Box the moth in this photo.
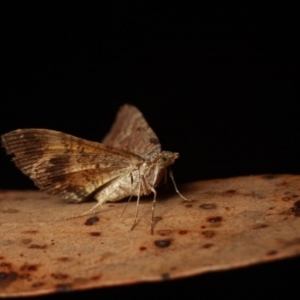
[1,104,187,233]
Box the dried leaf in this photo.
[1,174,300,297]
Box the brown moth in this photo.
[1,104,187,233]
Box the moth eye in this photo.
[161,156,169,165]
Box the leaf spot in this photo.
[157,230,172,236]
[199,203,216,209]
[1,209,19,213]
[154,239,172,248]
[207,216,223,223]
[223,189,236,194]
[89,232,101,237]
[290,200,300,216]
[201,230,215,238]
[56,257,72,262]
[28,244,47,249]
[85,216,100,226]
[282,197,291,201]
[266,250,278,256]
[21,231,38,234]
[0,262,12,268]
[32,282,45,288]
[178,230,188,235]
[51,273,69,280]
[56,284,72,292]
[161,273,170,280]
[252,224,268,229]
[0,272,18,287]
[263,174,277,179]
[20,264,39,272]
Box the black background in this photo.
[2,3,299,299]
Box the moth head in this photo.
[159,151,179,168]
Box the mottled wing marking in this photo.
[1,129,143,202]
[102,104,161,159]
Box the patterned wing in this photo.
[102,104,161,160]
[1,129,143,203]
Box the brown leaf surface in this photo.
[1,174,300,297]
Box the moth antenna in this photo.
[169,169,189,201]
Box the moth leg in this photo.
[150,186,157,235]
[66,201,103,220]
[75,198,107,218]
[133,173,157,235]
[131,166,155,230]
[130,172,142,231]
[70,189,116,219]
[120,172,135,218]
[139,167,159,234]
[119,194,133,218]
[169,169,189,201]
